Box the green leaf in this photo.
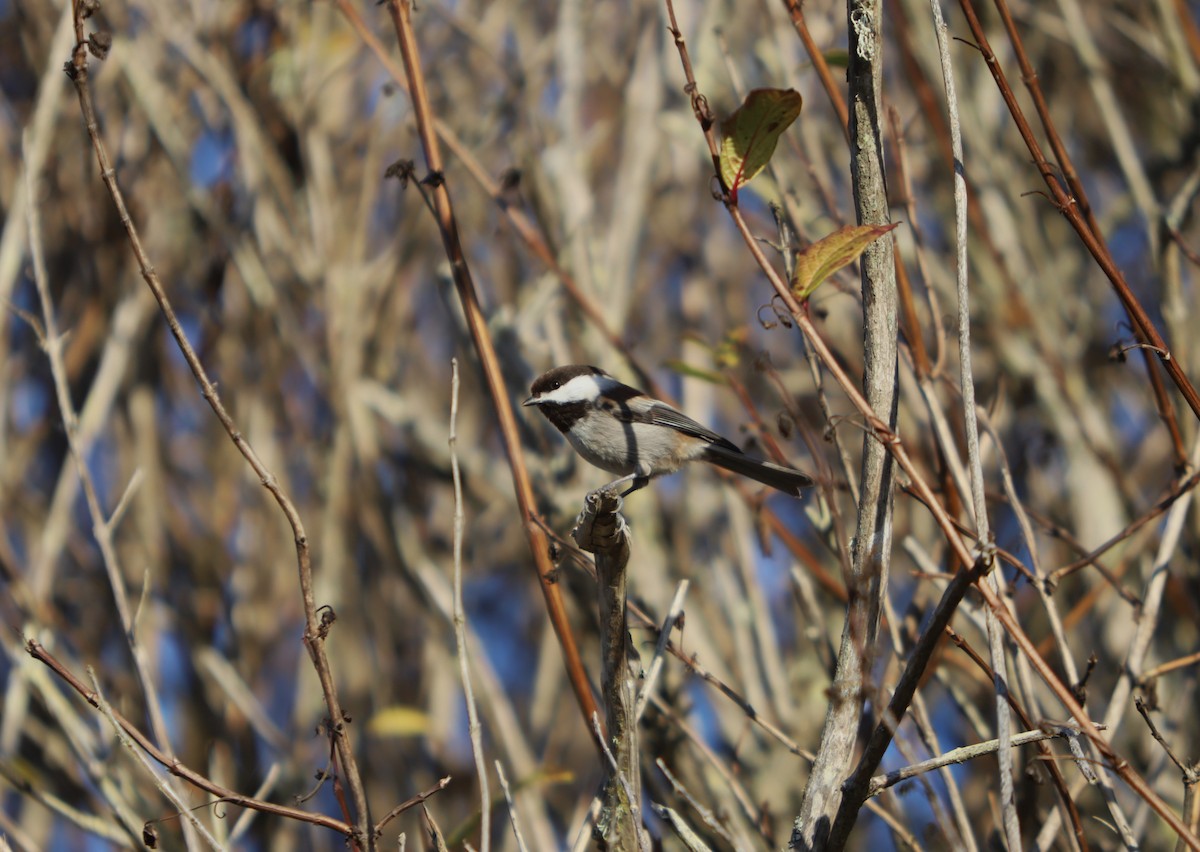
[822,49,850,68]
[662,359,727,385]
[791,223,900,301]
[718,88,803,195]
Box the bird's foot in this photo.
[574,486,630,552]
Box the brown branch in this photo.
[659,0,1200,844]
[63,1,371,845]
[382,0,601,752]
[957,0,1200,430]
[780,0,850,141]
[26,640,366,839]
[331,0,654,391]
[374,777,453,837]
[573,490,645,850]
[1048,467,1200,588]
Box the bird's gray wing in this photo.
[600,398,742,453]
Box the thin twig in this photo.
[374,778,452,836]
[25,641,358,838]
[867,725,1097,797]
[493,761,529,852]
[925,4,1019,846]
[651,804,714,852]
[1048,468,1200,587]
[1135,699,1196,782]
[660,0,1200,841]
[654,759,738,848]
[86,668,222,850]
[448,359,490,852]
[62,3,371,844]
[1142,652,1200,683]
[634,580,689,723]
[382,0,600,753]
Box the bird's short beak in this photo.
[521,396,539,407]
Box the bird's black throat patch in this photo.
[538,400,591,434]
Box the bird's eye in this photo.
[551,381,561,389]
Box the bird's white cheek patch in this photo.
[538,373,607,405]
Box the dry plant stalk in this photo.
[3,0,1199,849]
[572,490,644,849]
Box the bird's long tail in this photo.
[703,445,814,496]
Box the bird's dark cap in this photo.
[525,365,608,403]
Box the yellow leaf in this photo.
[718,88,803,196]
[366,706,431,738]
[791,223,900,301]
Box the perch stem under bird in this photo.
[523,365,814,496]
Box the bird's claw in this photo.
[574,486,630,552]
[584,486,625,516]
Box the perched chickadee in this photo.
[523,365,814,497]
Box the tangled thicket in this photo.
[2,0,1199,849]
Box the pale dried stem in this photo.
[63,2,371,841]
[448,359,490,851]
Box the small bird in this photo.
[523,365,814,497]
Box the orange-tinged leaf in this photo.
[718,88,803,195]
[791,223,900,301]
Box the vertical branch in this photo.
[572,492,644,850]
[955,0,1200,424]
[792,0,898,846]
[780,0,850,140]
[25,146,201,851]
[927,2,1019,847]
[383,0,600,748]
[634,581,689,723]
[448,359,490,852]
[62,2,372,845]
[494,761,530,852]
[827,555,989,848]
